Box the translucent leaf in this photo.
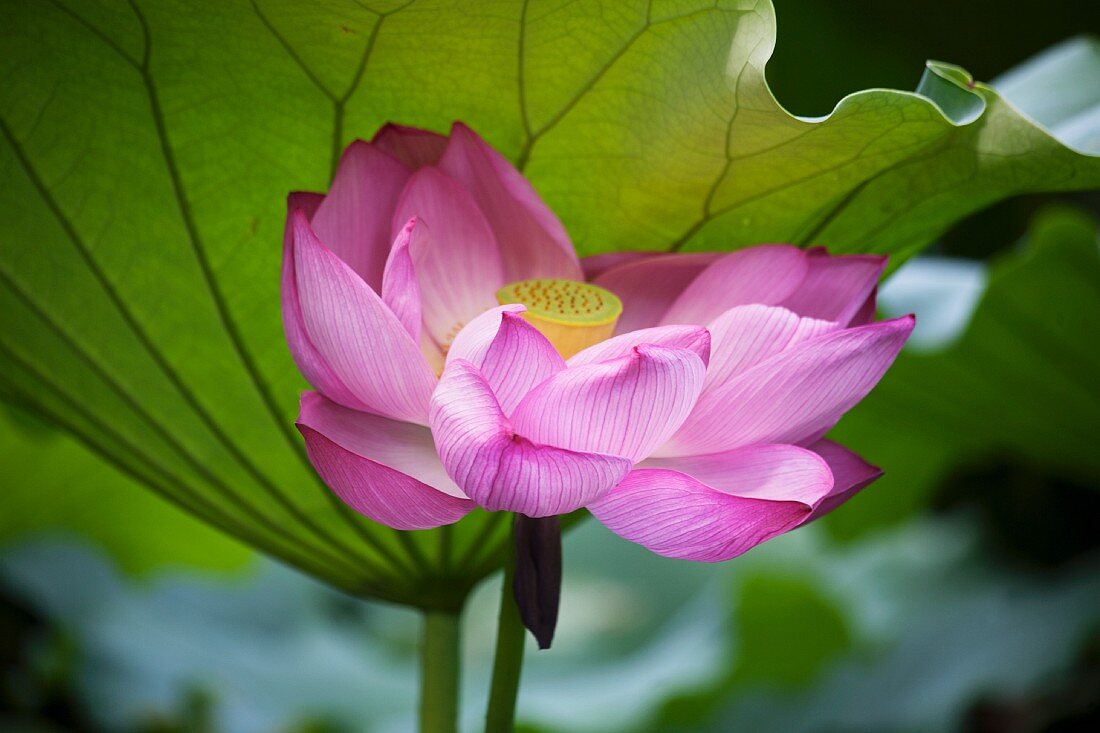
[0,0,1096,603]
[0,398,253,575]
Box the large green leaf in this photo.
[0,397,253,575]
[826,205,1100,539]
[0,0,1096,604]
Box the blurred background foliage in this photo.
[2,0,1099,731]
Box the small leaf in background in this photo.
[654,573,850,728]
[729,576,851,688]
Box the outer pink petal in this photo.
[567,325,711,368]
[371,123,449,169]
[591,253,723,333]
[440,122,582,282]
[282,193,371,411]
[642,443,834,504]
[381,217,427,341]
[703,305,836,392]
[780,248,886,326]
[298,391,465,498]
[511,345,706,463]
[311,141,410,292]
[661,245,809,325]
[429,360,632,516]
[392,167,505,350]
[292,210,437,424]
[298,416,473,530]
[805,439,883,520]
[662,315,915,456]
[588,467,815,562]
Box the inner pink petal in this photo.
[392,167,506,352]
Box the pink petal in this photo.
[780,248,886,326]
[392,167,505,350]
[511,345,706,463]
[703,305,837,392]
[482,313,566,416]
[371,123,449,169]
[439,122,582,282]
[662,316,915,456]
[661,245,809,325]
[292,210,438,424]
[381,217,428,341]
[643,443,834,504]
[849,287,878,327]
[592,253,723,333]
[297,398,473,530]
[443,305,564,415]
[429,360,632,516]
[446,304,526,366]
[311,141,410,292]
[298,391,465,498]
[588,466,818,562]
[805,439,883,520]
[282,193,371,411]
[567,325,711,368]
[581,251,654,280]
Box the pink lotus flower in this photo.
[283,123,913,562]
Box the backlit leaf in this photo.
[1,0,1096,602]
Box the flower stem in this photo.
[484,521,527,732]
[420,610,461,733]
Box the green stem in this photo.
[420,611,461,733]
[484,524,527,733]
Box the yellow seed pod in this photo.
[495,279,623,359]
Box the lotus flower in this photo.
[283,123,913,562]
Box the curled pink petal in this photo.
[442,305,565,415]
[588,466,819,562]
[480,312,566,416]
[446,304,527,366]
[511,345,706,463]
[292,210,437,424]
[780,248,887,325]
[661,245,809,325]
[381,217,428,341]
[371,123,449,169]
[592,253,722,333]
[440,122,582,281]
[311,141,410,292]
[567,325,711,368]
[663,315,915,456]
[429,360,632,516]
[805,439,883,520]
[393,167,505,350]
